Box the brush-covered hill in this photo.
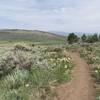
[0,29,65,43]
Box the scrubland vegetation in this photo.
[0,30,100,100]
[0,42,73,100]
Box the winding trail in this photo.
[55,52,95,100]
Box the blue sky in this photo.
[0,0,100,32]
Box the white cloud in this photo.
[0,0,100,32]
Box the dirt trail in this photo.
[55,52,95,100]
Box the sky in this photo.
[0,0,100,32]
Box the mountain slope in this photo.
[0,29,65,42]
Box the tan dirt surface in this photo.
[55,52,95,100]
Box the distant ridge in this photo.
[51,31,98,36]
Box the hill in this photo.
[0,29,65,43]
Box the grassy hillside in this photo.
[0,29,65,43]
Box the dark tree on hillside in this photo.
[67,33,79,44]
[92,33,98,42]
[81,34,87,42]
[86,34,99,43]
[86,35,93,43]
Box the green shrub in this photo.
[14,44,32,51]
[0,49,33,77]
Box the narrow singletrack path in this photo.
[56,52,95,100]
